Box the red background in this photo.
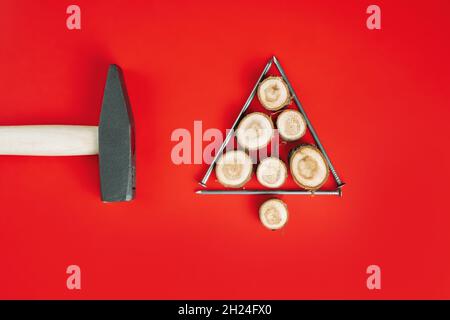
[1,0,449,299]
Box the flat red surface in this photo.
[1,0,449,299]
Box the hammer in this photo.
[0,65,135,202]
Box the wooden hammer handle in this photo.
[0,125,99,156]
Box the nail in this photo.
[272,56,344,188]
[199,57,274,187]
[196,189,341,196]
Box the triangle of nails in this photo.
[197,56,344,196]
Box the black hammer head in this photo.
[99,65,135,202]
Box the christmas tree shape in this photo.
[197,56,344,196]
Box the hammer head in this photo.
[99,65,135,202]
